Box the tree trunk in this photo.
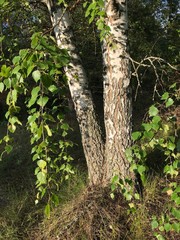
[42,0,132,186]
[43,0,105,185]
[102,0,132,183]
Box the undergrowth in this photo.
[0,149,179,240]
[0,86,179,239]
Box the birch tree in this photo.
[42,0,132,186]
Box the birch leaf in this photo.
[32,70,41,82]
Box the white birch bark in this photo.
[102,0,132,182]
[42,0,105,185]
[42,0,132,186]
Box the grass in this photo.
[0,123,87,239]
[0,145,178,240]
[0,118,179,239]
[0,162,87,240]
[30,175,179,240]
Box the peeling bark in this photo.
[43,0,105,185]
[102,0,132,182]
[42,0,132,186]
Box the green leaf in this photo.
[37,96,49,107]
[61,123,69,131]
[142,123,152,131]
[167,141,176,151]
[124,192,132,201]
[41,74,53,88]
[85,2,97,17]
[156,234,165,240]
[44,203,50,218]
[0,82,4,92]
[52,194,59,206]
[151,218,159,229]
[32,70,41,82]
[111,183,116,192]
[151,122,159,131]
[0,0,6,7]
[111,175,119,184]
[12,56,20,65]
[32,154,39,161]
[12,89,17,104]
[161,92,169,100]
[28,86,40,108]
[171,207,180,219]
[28,112,39,124]
[37,160,47,169]
[172,223,180,232]
[132,131,142,141]
[83,1,88,8]
[15,72,23,83]
[152,116,161,124]
[144,130,154,139]
[12,65,21,75]
[0,65,11,77]
[48,85,58,93]
[27,64,35,76]
[97,21,104,30]
[44,124,52,136]
[125,148,133,162]
[164,165,178,176]
[137,165,146,176]
[31,32,40,49]
[0,35,4,42]
[110,192,115,199]
[166,98,174,107]
[130,163,137,172]
[169,83,176,89]
[149,105,158,117]
[19,49,29,59]
[98,0,104,8]
[4,78,11,89]
[159,226,164,232]
[37,172,46,184]
[55,55,69,66]
[171,194,180,204]
[174,186,180,193]
[164,223,171,232]
[134,193,140,200]
[5,144,13,154]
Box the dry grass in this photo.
[130,176,180,240]
[27,175,180,240]
[32,186,131,240]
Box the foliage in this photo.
[110,81,179,239]
[0,0,179,238]
[128,0,180,63]
[0,31,74,216]
[83,0,110,41]
[124,83,179,239]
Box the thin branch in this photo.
[128,55,178,100]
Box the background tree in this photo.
[0,0,179,239]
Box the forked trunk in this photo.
[43,0,132,186]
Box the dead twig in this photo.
[128,56,178,100]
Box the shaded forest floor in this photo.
[0,122,179,240]
[0,87,179,239]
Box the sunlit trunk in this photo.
[102,0,132,183]
[43,0,105,185]
[43,0,132,186]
